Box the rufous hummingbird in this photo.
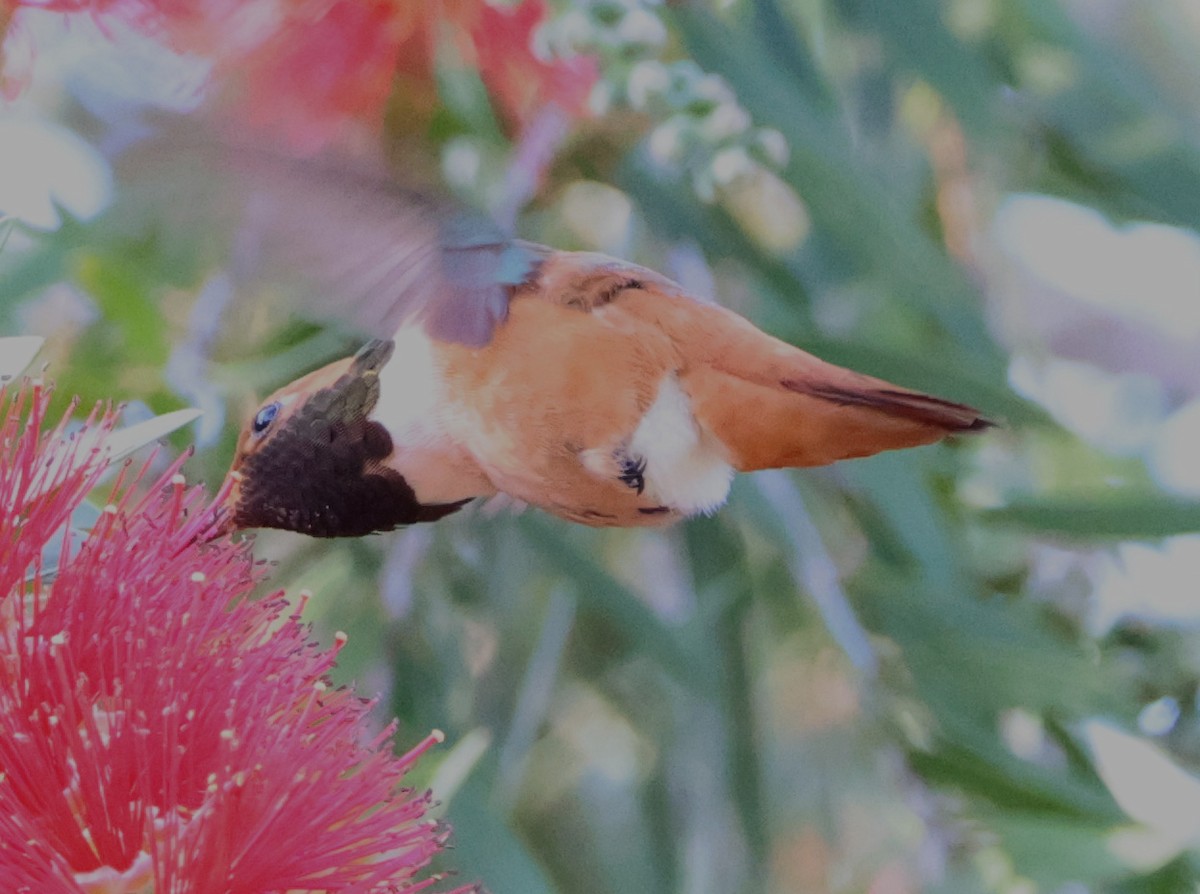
[201,150,991,537]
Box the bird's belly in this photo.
[626,373,734,516]
[444,298,734,526]
[373,326,496,505]
[481,376,733,527]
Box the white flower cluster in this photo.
[539,0,789,202]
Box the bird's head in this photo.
[214,339,466,538]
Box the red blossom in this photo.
[0,381,468,894]
[472,0,598,127]
[1,0,595,145]
[0,383,115,598]
[233,0,417,152]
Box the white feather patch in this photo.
[371,326,443,447]
[630,375,733,516]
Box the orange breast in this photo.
[438,297,684,525]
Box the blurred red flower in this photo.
[0,381,466,894]
[473,0,597,128]
[1,0,595,147]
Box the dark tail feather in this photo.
[784,381,995,433]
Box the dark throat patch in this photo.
[233,340,470,537]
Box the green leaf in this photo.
[980,495,1200,539]
[669,6,1007,379]
[103,408,202,466]
[909,718,1123,823]
[439,764,558,894]
[22,408,200,508]
[986,811,1132,888]
[0,216,15,253]
[618,154,815,325]
[835,0,1000,135]
[75,252,170,367]
[518,517,713,691]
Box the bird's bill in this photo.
[196,470,243,543]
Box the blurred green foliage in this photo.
[5,1,1200,893]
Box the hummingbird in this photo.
[195,148,992,537]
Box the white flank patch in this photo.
[630,375,733,516]
[371,326,444,448]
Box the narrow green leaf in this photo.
[980,495,1200,539]
[669,6,1006,377]
[103,408,202,466]
[518,517,712,690]
[0,216,15,254]
[838,0,999,135]
[21,408,200,507]
[76,253,170,367]
[750,0,836,111]
[1007,0,1200,231]
[683,516,769,868]
[618,154,816,325]
[843,450,969,592]
[909,721,1124,823]
[985,811,1131,888]
[496,588,576,802]
[440,766,558,894]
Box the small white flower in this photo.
[709,146,753,186]
[648,117,689,165]
[442,139,481,191]
[692,169,718,204]
[626,60,672,110]
[617,8,668,48]
[589,79,617,116]
[552,9,596,52]
[700,102,751,141]
[755,128,790,168]
[691,73,736,106]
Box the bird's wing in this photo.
[511,244,699,309]
[520,250,991,470]
[118,131,541,347]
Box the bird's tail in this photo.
[623,295,993,471]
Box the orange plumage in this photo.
[186,145,990,536]
[222,245,990,535]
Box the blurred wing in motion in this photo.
[118,126,540,346]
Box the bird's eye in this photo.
[252,402,281,436]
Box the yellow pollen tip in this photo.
[334,631,348,645]
[171,474,186,486]
[190,572,206,583]
[431,729,446,744]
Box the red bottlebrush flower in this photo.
[212,0,421,152]
[0,381,468,894]
[472,0,598,128]
[2,0,595,146]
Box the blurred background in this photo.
[4,1,1200,892]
